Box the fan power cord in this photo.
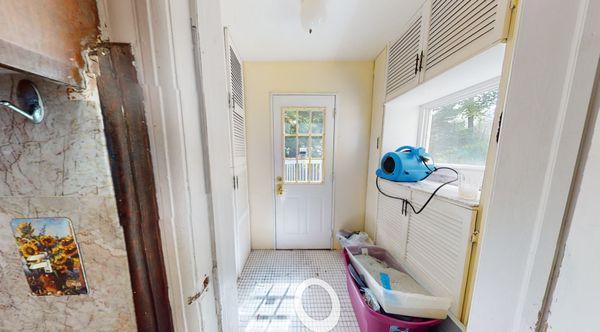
[375,161,459,215]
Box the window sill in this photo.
[380,178,480,209]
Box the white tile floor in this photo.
[237,250,360,331]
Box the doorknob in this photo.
[275,176,285,196]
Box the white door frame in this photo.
[468,0,599,330]
[270,93,337,250]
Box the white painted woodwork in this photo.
[375,180,477,320]
[385,8,425,100]
[100,0,241,330]
[189,0,240,330]
[225,29,251,276]
[547,43,600,330]
[272,94,335,249]
[423,0,510,80]
[469,0,600,330]
[385,0,510,101]
[99,0,223,330]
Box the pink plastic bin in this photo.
[342,247,442,332]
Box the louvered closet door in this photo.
[226,32,251,276]
[424,0,509,80]
[385,12,425,101]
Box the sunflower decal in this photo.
[19,241,39,258]
[10,218,88,296]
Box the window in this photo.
[282,107,325,183]
[419,78,499,168]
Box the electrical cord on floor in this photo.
[375,159,459,215]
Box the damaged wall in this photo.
[0,74,136,330]
[0,1,100,86]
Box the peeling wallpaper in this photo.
[0,75,136,331]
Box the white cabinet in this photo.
[385,6,428,100]
[225,28,251,276]
[385,0,511,101]
[423,0,510,80]
[375,180,478,321]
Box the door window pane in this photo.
[311,111,324,134]
[284,110,297,134]
[282,107,326,184]
[284,136,297,158]
[298,110,311,134]
[310,136,323,158]
[298,136,309,159]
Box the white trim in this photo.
[421,77,501,111]
[468,0,598,330]
[270,93,337,250]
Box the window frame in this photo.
[417,76,501,171]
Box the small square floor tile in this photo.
[238,250,360,331]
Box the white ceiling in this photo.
[220,0,425,61]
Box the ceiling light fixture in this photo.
[301,0,327,34]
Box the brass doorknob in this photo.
[275,176,284,196]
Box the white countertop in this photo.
[380,178,480,208]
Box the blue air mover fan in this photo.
[376,146,434,182]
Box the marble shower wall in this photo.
[0,75,137,331]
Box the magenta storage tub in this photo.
[343,248,442,332]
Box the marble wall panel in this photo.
[0,75,136,331]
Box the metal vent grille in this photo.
[232,110,246,158]
[230,46,244,108]
[386,16,422,97]
[426,0,498,71]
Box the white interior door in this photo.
[273,94,335,249]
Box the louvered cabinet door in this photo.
[403,190,477,321]
[423,0,510,81]
[385,11,426,101]
[375,180,411,263]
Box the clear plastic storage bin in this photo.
[345,246,451,320]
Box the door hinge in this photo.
[471,230,480,243]
[495,112,503,142]
[376,137,380,150]
[187,275,210,305]
[233,175,237,189]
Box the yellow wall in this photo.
[364,48,387,240]
[244,61,374,249]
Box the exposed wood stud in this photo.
[94,43,174,332]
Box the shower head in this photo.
[0,80,45,124]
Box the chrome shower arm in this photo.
[0,100,38,122]
[0,80,45,124]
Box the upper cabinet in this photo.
[385,0,511,101]
[385,9,427,98]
